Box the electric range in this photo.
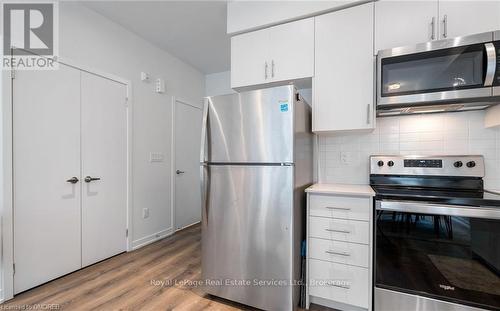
[370,155,500,311]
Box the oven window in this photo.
[376,210,500,310]
[381,44,485,97]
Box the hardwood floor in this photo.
[2,224,333,311]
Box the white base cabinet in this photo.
[306,187,374,311]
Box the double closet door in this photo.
[13,63,128,294]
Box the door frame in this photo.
[1,50,133,301]
[170,97,202,232]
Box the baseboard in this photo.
[131,227,174,250]
[175,221,200,232]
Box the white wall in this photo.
[205,71,235,96]
[318,111,500,190]
[59,3,205,247]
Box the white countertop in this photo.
[305,183,375,197]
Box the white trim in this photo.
[175,221,200,233]
[1,55,133,301]
[170,97,202,232]
[131,227,173,250]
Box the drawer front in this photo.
[309,259,369,308]
[309,194,371,221]
[309,237,369,268]
[309,216,369,245]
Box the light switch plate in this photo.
[155,78,165,93]
[150,152,164,162]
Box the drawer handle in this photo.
[327,282,351,289]
[325,228,351,234]
[325,250,350,256]
[325,206,351,211]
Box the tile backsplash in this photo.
[318,110,500,190]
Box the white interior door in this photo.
[81,72,128,267]
[174,100,202,231]
[13,64,82,294]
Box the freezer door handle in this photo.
[200,98,209,163]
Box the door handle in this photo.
[484,43,496,86]
[66,177,79,184]
[84,176,101,183]
[176,170,185,175]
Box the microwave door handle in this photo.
[484,43,496,87]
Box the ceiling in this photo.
[81,1,230,74]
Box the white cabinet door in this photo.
[81,72,128,267]
[13,64,82,294]
[375,0,438,54]
[269,18,314,82]
[314,3,375,132]
[439,0,500,39]
[231,30,270,89]
[231,18,314,89]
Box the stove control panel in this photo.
[370,155,485,177]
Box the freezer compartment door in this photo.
[201,165,295,311]
[202,86,294,163]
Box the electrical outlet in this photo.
[341,151,357,165]
[143,208,149,219]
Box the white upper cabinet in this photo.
[313,2,375,132]
[438,1,500,39]
[375,0,500,54]
[375,0,438,54]
[268,18,314,84]
[231,18,314,89]
[231,30,270,89]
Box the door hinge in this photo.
[10,69,15,79]
[124,97,129,107]
[13,263,15,275]
[126,229,129,237]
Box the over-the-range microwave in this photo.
[377,30,500,115]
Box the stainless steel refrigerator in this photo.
[200,85,313,311]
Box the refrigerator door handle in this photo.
[200,98,209,163]
[200,164,210,225]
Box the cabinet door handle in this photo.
[366,104,371,124]
[328,282,351,289]
[325,250,351,256]
[264,62,268,79]
[271,60,275,78]
[442,14,448,38]
[325,206,351,211]
[325,228,351,234]
[431,17,436,40]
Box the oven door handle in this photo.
[376,200,500,220]
[484,42,496,87]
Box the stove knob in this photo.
[377,160,384,167]
[466,161,476,168]
[454,161,463,168]
[388,160,395,167]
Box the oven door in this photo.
[375,200,500,310]
[377,31,498,107]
